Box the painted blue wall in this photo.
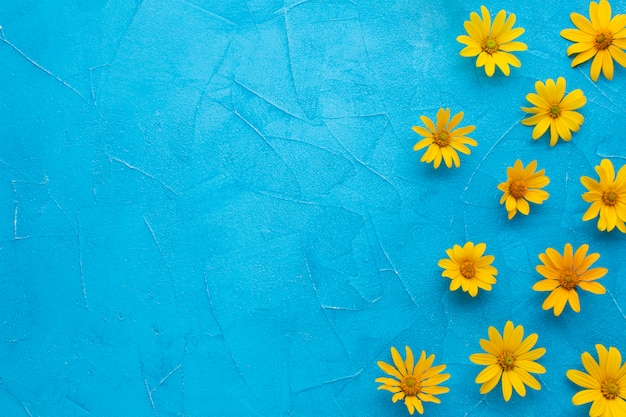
[1,1,625,415]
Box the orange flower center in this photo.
[595,32,613,50]
[602,380,619,400]
[434,130,450,147]
[509,180,527,199]
[549,105,561,118]
[559,270,579,290]
[484,38,499,54]
[498,353,516,371]
[602,190,617,206]
[400,376,421,396]
[460,261,476,278]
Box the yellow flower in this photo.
[469,321,546,401]
[376,346,450,415]
[581,159,626,233]
[566,344,626,417]
[532,243,608,316]
[456,6,528,76]
[497,160,550,219]
[521,77,586,146]
[438,242,498,297]
[560,0,626,81]
[412,108,477,169]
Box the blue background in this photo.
[1,1,625,416]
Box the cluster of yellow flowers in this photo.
[378,1,626,416]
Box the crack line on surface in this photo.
[152,364,183,393]
[77,209,90,310]
[203,268,260,402]
[143,377,159,417]
[606,288,626,320]
[0,385,34,417]
[302,252,352,358]
[143,216,177,297]
[580,67,626,115]
[231,78,308,122]
[366,212,419,308]
[178,0,237,25]
[1,28,89,105]
[109,156,178,196]
[461,119,520,200]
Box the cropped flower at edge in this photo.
[566,344,626,417]
[532,243,608,316]
[457,6,528,76]
[470,321,546,401]
[412,108,477,169]
[438,242,498,297]
[560,0,626,81]
[497,160,550,219]
[376,346,450,415]
[581,158,626,233]
[521,77,586,146]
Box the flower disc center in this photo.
[602,381,619,399]
[509,180,528,199]
[549,105,561,118]
[401,376,421,396]
[595,32,612,50]
[602,190,617,206]
[559,271,579,290]
[484,38,498,53]
[434,131,450,146]
[460,261,475,278]
[499,353,515,370]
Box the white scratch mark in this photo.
[461,119,520,200]
[152,364,183,392]
[1,28,89,105]
[109,156,178,196]
[366,213,419,308]
[463,397,487,417]
[607,289,626,320]
[143,377,159,417]
[232,78,308,122]
[143,216,177,296]
[178,0,237,25]
[77,211,90,310]
[302,252,351,357]
[203,268,259,401]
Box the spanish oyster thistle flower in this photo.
[580,159,626,233]
[376,346,450,415]
[521,77,586,147]
[561,0,626,81]
[412,108,476,169]
[438,242,498,297]
[567,344,626,417]
[457,6,528,76]
[470,321,546,401]
[532,243,607,316]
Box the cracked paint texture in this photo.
[1,0,625,415]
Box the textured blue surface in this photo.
[1,1,625,416]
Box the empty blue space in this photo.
[1,1,625,415]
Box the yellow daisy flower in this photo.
[438,242,498,297]
[412,108,477,169]
[566,344,626,417]
[376,346,450,415]
[469,321,546,401]
[456,6,528,76]
[581,158,626,233]
[497,160,550,219]
[521,77,586,146]
[532,243,608,316]
[561,0,626,81]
